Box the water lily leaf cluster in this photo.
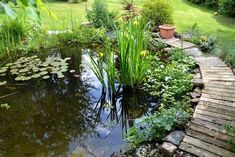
[0,55,71,85]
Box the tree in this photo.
[0,0,55,21]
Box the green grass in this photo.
[2,0,235,65]
[168,0,235,66]
[40,1,123,30]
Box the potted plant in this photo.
[159,24,176,39]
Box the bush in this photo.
[184,24,217,53]
[126,107,189,147]
[188,0,205,4]
[205,0,219,9]
[218,0,235,17]
[86,0,116,29]
[142,0,173,26]
[188,0,235,17]
[57,26,105,44]
[188,0,219,9]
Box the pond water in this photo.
[0,46,158,157]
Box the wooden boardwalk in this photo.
[155,37,235,156]
[179,57,235,157]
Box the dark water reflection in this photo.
[0,46,157,157]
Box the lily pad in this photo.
[64,57,71,61]
[40,71,48,75]
[32,74,41,79]
[58,74,65,78]
[43,75,50,79]
[0,81,7,86]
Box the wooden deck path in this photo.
[156,38,235,157]
[179,57,235,157]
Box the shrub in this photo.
[143,50,194,107]
[188,0,205,4]
[86,0,116,29]
[205,0,219,9]
[218,0,235,17]
[188,0,219,9]
[126,107,189,147]
[57,26,105,44]
[142,0,173,26]
[184,24,217,53]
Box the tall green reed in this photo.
[0,17,28,58]
[116,17,151,88]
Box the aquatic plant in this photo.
[0,55,71,85]
[116,17,151,88]
[88,53,106,88]
[0,17,28,58]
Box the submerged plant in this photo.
[116,17,151,88]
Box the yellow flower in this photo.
[98,53,104,58]
[134,20,138,26]
[140,50,149,57]
[201,35,207,41]
[118,17,123,23]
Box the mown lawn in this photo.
[42,0,235,65]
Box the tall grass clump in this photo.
[0,17,28,58]
[116,17,151,88]
[88,17,151,102]
[89,39,119,94]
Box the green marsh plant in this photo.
[0,17,28,58]
[116,17,151,88]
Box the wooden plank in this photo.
[183,135,235,157]
[190,122,235,140]
[197,103,235,116]
[187,129,235,152]
[200,95,235,107]
[199,100,235,112]
[201,74,235,78]
[200,67,231,71]
[203,90,235,99]
[203,87,235,95]
[195,57,221,60]
[179,141,220,157]
[200,65,228,68]
[201,93,235,103]
[200,94,235,107]
[195,108,235,121]
[194,113,235,126]
[205,81,235,86]
[203,78,235,81]
[202,71,233,75]
[204,83,235,90]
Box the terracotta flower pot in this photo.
[159,25,176,39]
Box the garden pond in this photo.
[0,46,158,157]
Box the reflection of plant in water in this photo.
[93,86,157,133]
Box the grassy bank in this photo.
[168,0,235,66]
